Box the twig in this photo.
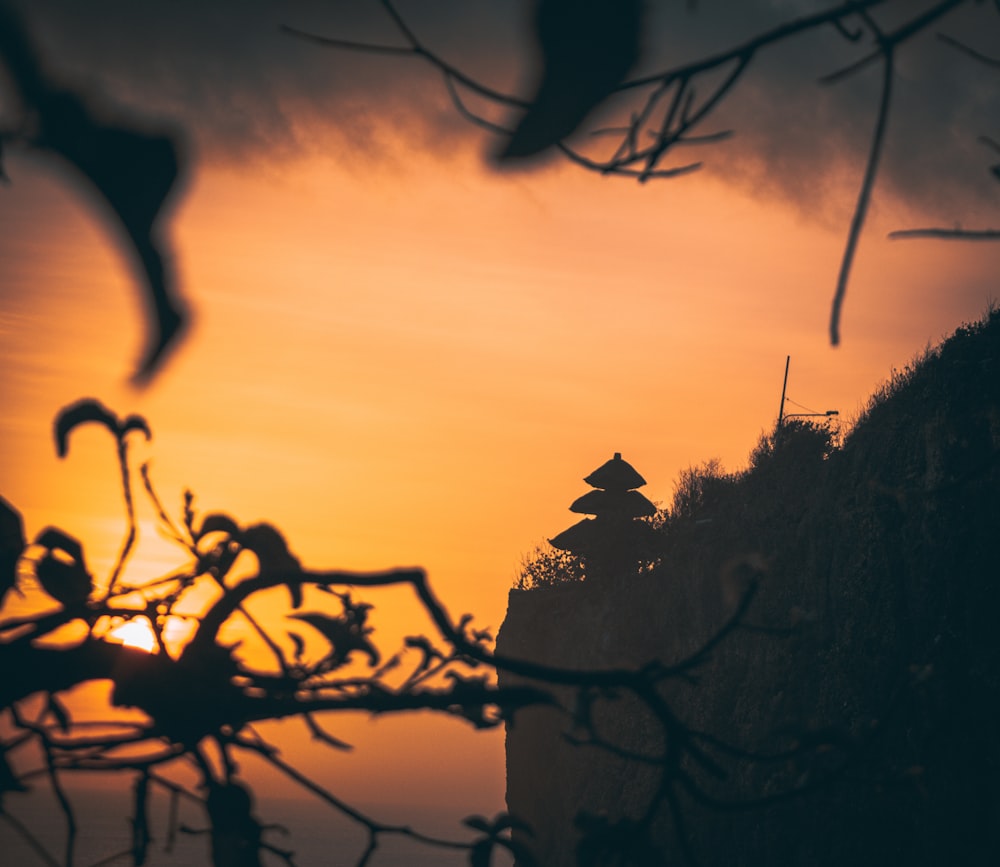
[626,0,889,90]
[303,712,353,751]
[234,734,471,858]
[139,463,195,552]
[557,144,702,179]
[937,31,1000,68]
[888,227,1000,241]
[821,0,967,84]
[830,47,894,346]
[42,742,77,867]
[106,434,138,599]
[280,22,527,110]
[442,74,511,137]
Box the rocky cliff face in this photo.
[497,314,1000,866]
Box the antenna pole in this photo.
[777,355,790,428]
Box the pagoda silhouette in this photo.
[549,452,658,580]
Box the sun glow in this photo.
[109,617,157,653]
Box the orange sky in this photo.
[1,116,998,826]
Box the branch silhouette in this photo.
[3,4,992,860]
[287,0,997,347]
[0,401,856,867]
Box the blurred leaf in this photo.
[241,523,301,607]
[468,839,491,867]
[0,5,186,384]
[54,398,118,457]
[0,495,25,605]
[491,813,533,835]
[196,513,241,541]
[119,414,152,443]
[33,527,93,606]
[34,526,85,562]
[494,0,642,162]
[200,540,240,583]
[288,631,306,662]
[290,610,380,669]
[241,524,297,571]
[463,813,536,867]
[462,815,492,834]
[35,554,93,606]
[0,497,25,550]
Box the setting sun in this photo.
[109,617,157,653]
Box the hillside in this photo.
[497,311,1000,866]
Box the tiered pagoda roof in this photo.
[549,453,657,571]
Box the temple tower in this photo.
[549,452,657,580]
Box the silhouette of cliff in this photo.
[498,311,1000,866]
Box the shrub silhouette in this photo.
[515,543,586,591]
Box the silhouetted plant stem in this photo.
[11,384,994,866]
[140,464,196,552]
[233,733,471,863]
[106,435,138,598]
[286,0,989,351]
[830,47,893,346]
[889,228,1000,241]
[42,742,76,867]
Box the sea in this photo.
[0,781,512,867]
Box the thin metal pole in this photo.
[777,355,790,428]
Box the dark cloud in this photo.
[601,1,1000,222]
[5,0,524,163]
[705,1,1000,221]
[5,0,998,221]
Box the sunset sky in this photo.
[1,0,999,845]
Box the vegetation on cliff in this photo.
[502,309,1000,866]
[518,307,998,595]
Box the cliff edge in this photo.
[498,313,1000,866]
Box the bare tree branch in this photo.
[830,45,894,346]
[888,228,1000,240]
[937,31,1000,68]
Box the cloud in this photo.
[598,0,1000,222]
[5,0,998,222]
[703,1,1000,221]
[7,0,516,163]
